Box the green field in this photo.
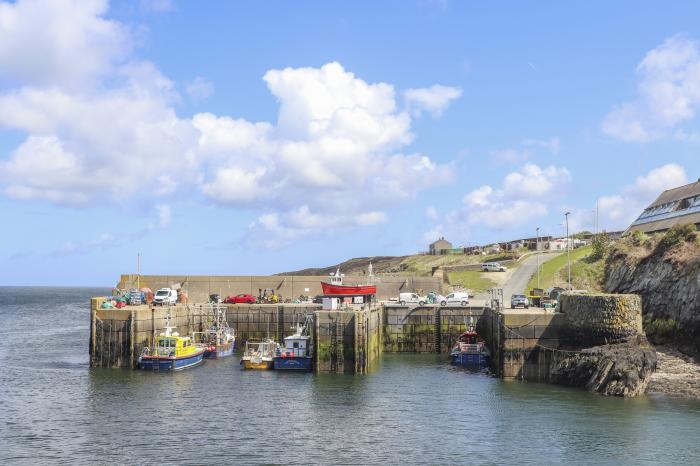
[526,245,594,291]
[447,270,497,293]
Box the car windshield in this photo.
[513,295,525,299]
[156,291,168,296]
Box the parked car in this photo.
[482,262,507,272]
[511,294,529,309]
[312,295,324,304]
[399,292,427,306]
[440,292,470,307]
[224,293,257,304]
[153,288,178,306]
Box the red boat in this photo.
[321,268,377,296]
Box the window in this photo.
[293,342,299,348]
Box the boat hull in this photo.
[139,350,205,371]
[273,356,313,371]
[204,342,234,359]
[242,359,273,370]
[450,352,490,368]
[321,282,376,296]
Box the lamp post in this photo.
[565,212,571,290]
[536,227,540,289]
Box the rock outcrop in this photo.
[605,235,700,356]
[552,293,656,396]
[550,338,657,397]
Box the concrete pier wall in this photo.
[314,306,382,374]
[382,305,493,353]
[116,274,442,302]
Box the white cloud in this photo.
[456,163,571,230]
[0,0,130,90]
[0,4,460,246]
[425,205,438,220]
[596,163,688,229]
[404,84,462,117]
[186,76,214,102]
[155,204,171,228]
[602,35,700,142]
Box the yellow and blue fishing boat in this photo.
[139,315,205,371]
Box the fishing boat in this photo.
[192,306,236,358]
[273,315,313,371]
[139,314,205,371]
[450,318,490,369]
[320,266,377,296]
[240,339,278,370]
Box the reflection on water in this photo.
[1,287,700,465]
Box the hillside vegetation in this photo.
[280,251,521,276]
[526,245,603,292]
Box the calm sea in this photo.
[1,287,699,465]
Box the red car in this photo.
[224,294,257,304]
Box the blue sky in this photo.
[1,0,699,286]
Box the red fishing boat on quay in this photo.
[320,266,377,297]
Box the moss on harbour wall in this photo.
[559,293,643,346]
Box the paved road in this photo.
[475,252,560,306]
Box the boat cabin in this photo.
[155,335,195,357]
[281,335,310,357]
[458,332,480,345]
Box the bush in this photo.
[630,230,648,247]
[657,223,697,252]
[590,233,611,260]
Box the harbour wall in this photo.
[116,274,443,302]
[90,293,647,389]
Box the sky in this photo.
[1,0,699,286]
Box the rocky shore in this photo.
[549,338,657,397]
[648,346,700,399]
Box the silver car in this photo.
[511,294,529,309]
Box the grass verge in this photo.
[447,270,497,293]
[526,245,595,291]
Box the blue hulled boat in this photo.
[139,315,205,371]
[273,316,313,371]
[450,322,490,369]
[193,306,236,359]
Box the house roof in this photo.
[648,179,700,208]
[627,211,700,234]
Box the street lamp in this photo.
[536,227,540,289]
[565,212,571,290]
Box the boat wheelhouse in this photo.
[139,314,205,371]
[240,339,278,370]
[273,315,313,371]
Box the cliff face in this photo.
[604,231,700,357]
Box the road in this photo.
[474,252,560,306]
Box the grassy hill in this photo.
[280,251,521,277]
[526,245,605,292]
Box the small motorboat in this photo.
[273,315,313,371]
[240,339,278,370]
[450,319,490,369]
[139,314,205,371]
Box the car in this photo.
[399,292,427,306]
[153,288,178,306]
[312,295,324,304]
[482,262,507,272]
[224,293,257,304]
[440,292,470,306]
[511,294,529,309]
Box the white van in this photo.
[440,292,470,306]
[153,288,178,306]
[399,292,427,306]
[482,262,507,272]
